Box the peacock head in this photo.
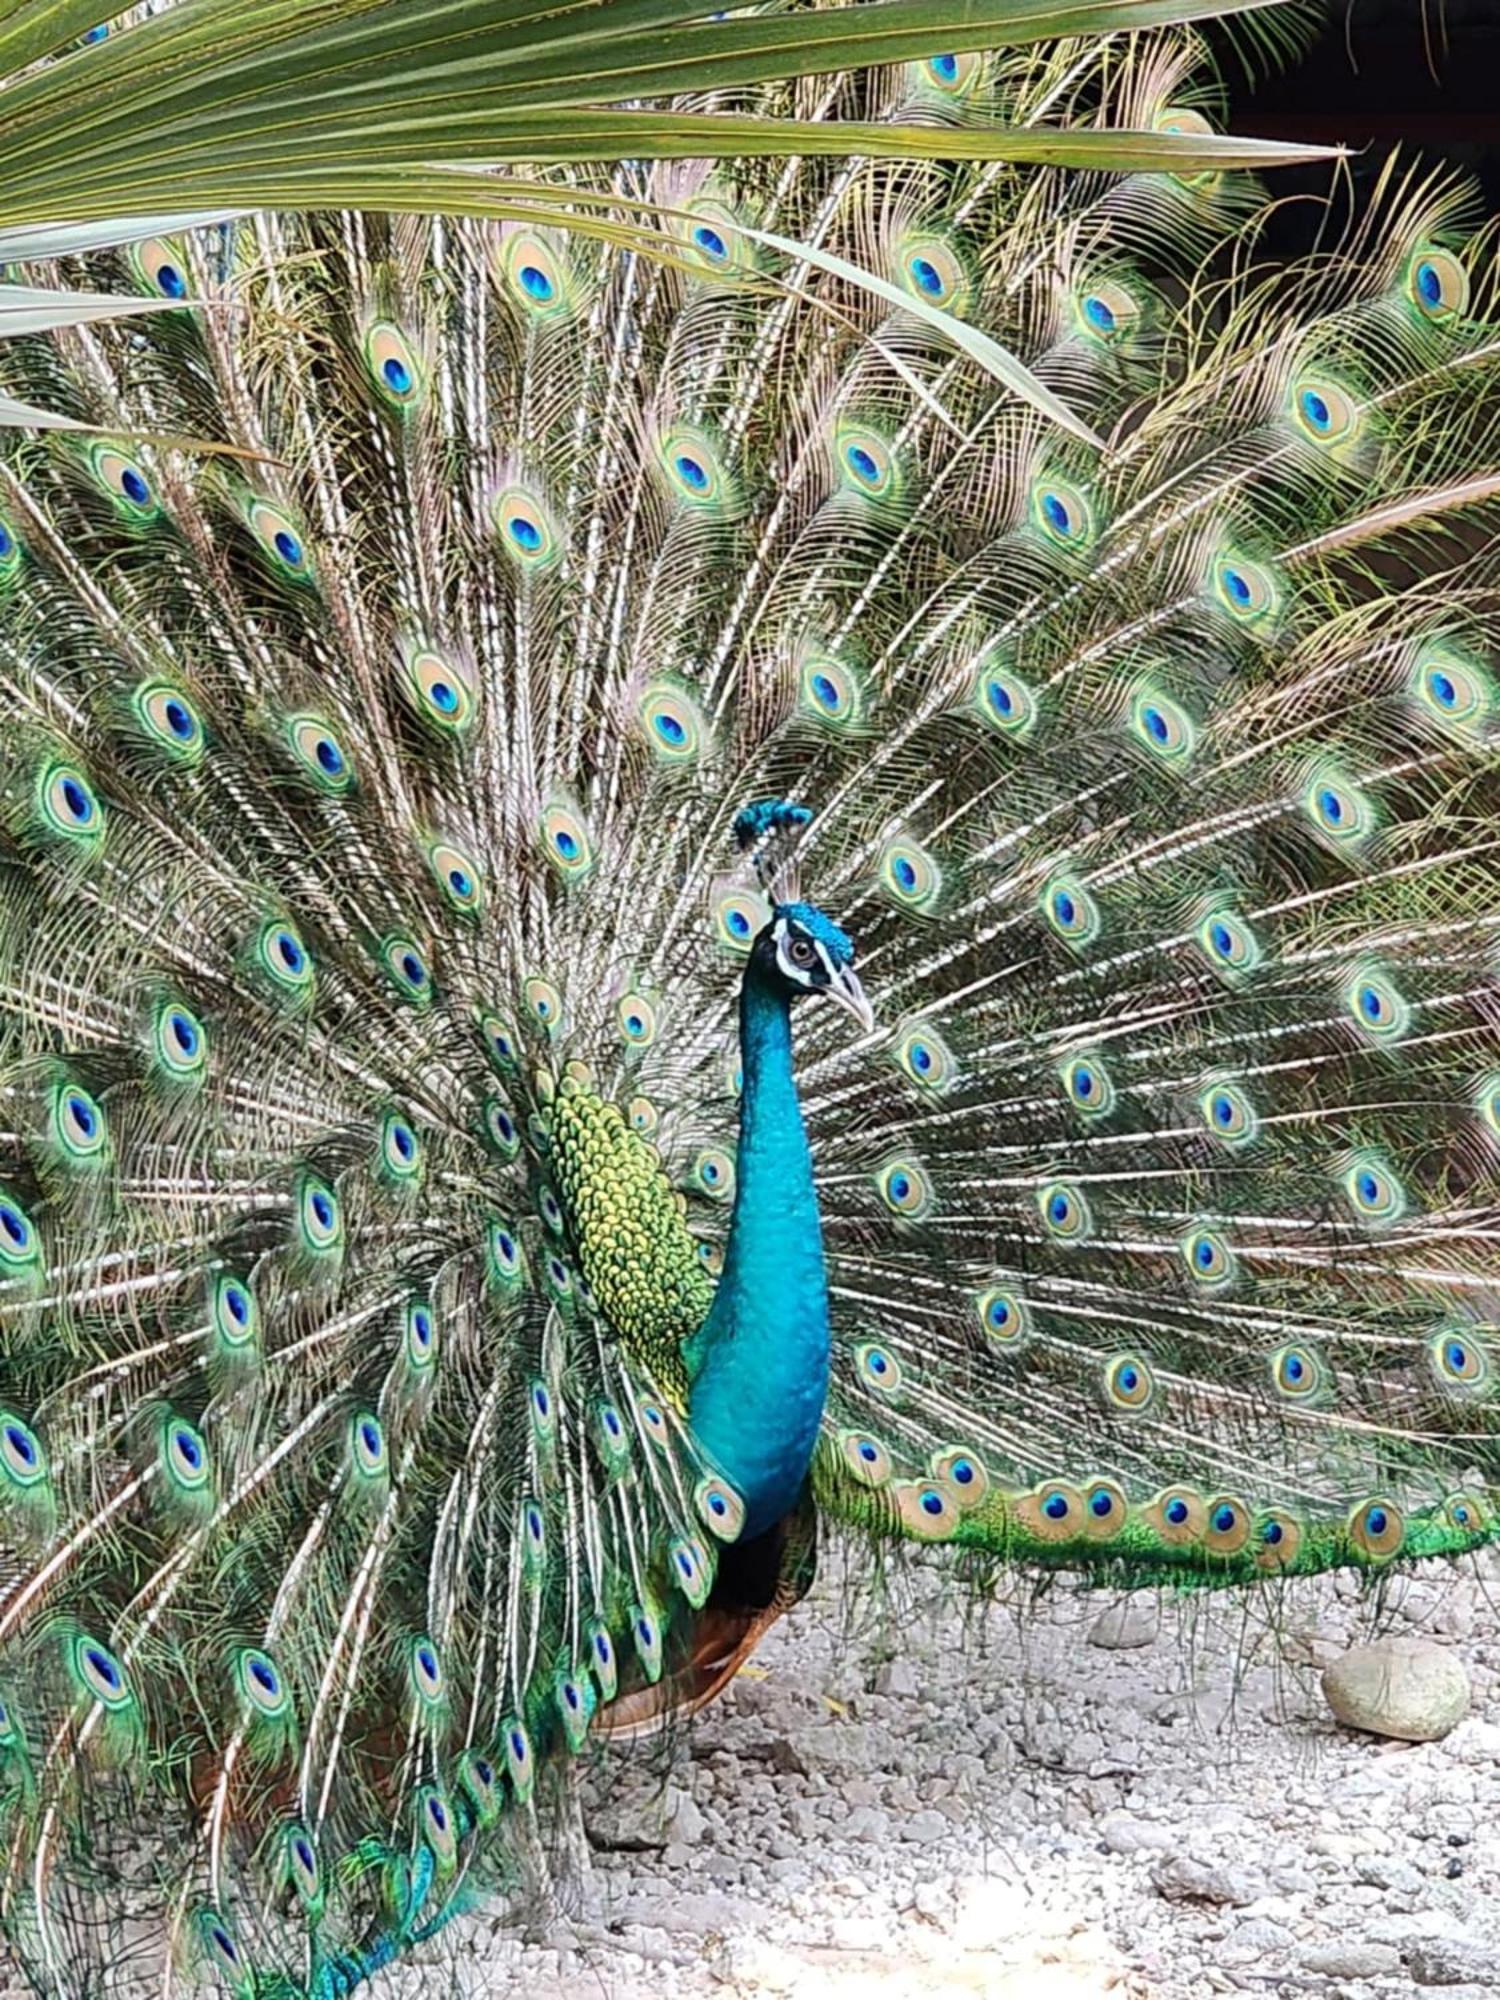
[755,901,875,1033]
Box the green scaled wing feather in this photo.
[0,20,1493,2000]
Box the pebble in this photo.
[1322,1637,1471,1742]
[370,1552,1500,2000]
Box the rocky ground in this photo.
[402,1545,1500,2000]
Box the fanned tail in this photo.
[0,20,1495,1998]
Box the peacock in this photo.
[1,16,1498,1998]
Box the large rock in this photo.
[1322,1637,1470,1743]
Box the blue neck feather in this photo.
[686,966,832,1540]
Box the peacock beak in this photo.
[824,964,875,1036]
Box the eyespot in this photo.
[855,1342,904,1395]
[669,1535,713,1609]
[162,1416,211,1493]
[535,801,591,882]
[1303,763,1375,849]
[1197,908,1261,982]
[918,49,982,95]
[1344,964,1409,1043]
[284,1825,321,1909]
[128,237,188,300]
[73,1633,131,1710]
[89,444,157,520]
[1199,1078,1259,1148]
[521,1495,548,1579]
[1429,1326,1490,1396]
[1443,1491,1491,1537]
[372,939,430,1013]
[639,684,706,762]
[799,651,865,731]
[1348,1498,1404,1562]
[0,1193,38,1275]
[405,1299,438,1371]
[0,512,20,584]
[594,1400,631,1472]
[39,761,103,842]
[133,679,205,762]
[586,1619,618,1700]
[503,1717,535,1801]
[498,230,574,316]
[1130,684,1195,765]
[257,919,315,998]
[418,1787,458,1869]
[1032,477,1094,549]
[1081,1479,1127,1539]
[930,1447,989,1510]
[1103,1354,1155,1412]
[427,838,485,915]
[196,1913,247,1992]
[0,1414,47,1489]
[402,642,478,734]
[288,716,350,792]
[1212,553,1277,623]
[1410,643,1493,736]
[834,424,899,503]
[892,1024,956,1093]
[1408,247,1469,322]
[1291,376,1359,448]
[1038,1179,1093,1242]
[492,483,560,567]
[628,1095,659,1136]
[840,1430,893,1487]
[480,1011,520,1071]
[1061,1055,1115,1120]
[1254,1510,1304,1572]
[1041,874,1101,949]
[483,1095,521,1162]
[1146,1487,1207,1546]
[487,1220,525,1290]
[1151,104,1222,187]
[639,1402,673,1452]
[211,1274,258,1351]
[349,1414,386,1481]
[895,1479,961,1541]
[236,1647,290,1720]
[695,1473,747,1540]
[523,974,562,1032]
[1271,1343,1325,1400]
[243,495,312,580]
[1342,1151,1406,1227]
[1016,1482,1085,1543]
[879,837,942,913]
[630,1602,664,1682]
[379,1110,422,1184]
[363,321,424,410]
[1203,1495,1251,1556]
[679,198,749,274]
[690,1147,735,1203]
[554,1668,596,1752]
[1076,279,1140,343]
[1182,1226,1236,1288]
[974,663,1039,739]
[713,888,770,955]
[876,1158,932,1219]
[52,1082,107,1162]
[533,1183,563,1237]
[657,424,735,512]
[976,1286,1031,1346]
[893,232,972,315]
[298,1176,341,1253]
[607,990,656,1051]
[460,1749,503,1825]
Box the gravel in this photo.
[380,1543,1500,1997]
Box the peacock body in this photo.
[0,21,1498,1997]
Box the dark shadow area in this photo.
[1208,1,1500,255]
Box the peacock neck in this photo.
[686,966,832,1541]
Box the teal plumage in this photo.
[0,21,1498,1998]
